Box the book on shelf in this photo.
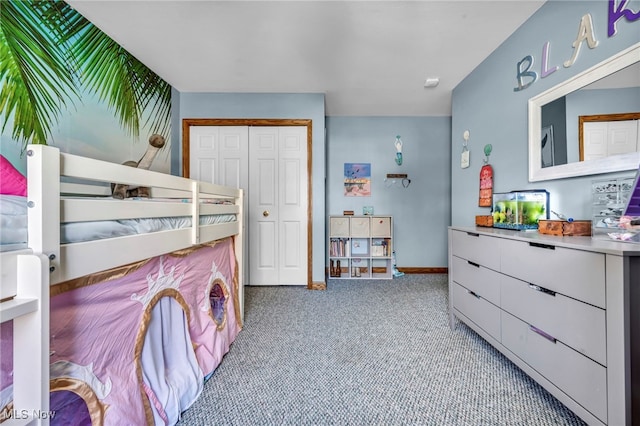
[371,245,384,257]
[330,238,349,257]
[371,239,388,256]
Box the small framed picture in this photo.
[351,239,368,255]
[363,206,374,215]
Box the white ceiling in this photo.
[66,0,546,116]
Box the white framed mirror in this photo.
[528,42,640,182]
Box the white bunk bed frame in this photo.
[0,144,244,425]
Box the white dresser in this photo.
[448,226,640,426]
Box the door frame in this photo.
[182,118,313,289]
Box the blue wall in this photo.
[326,116,451,267]
[173,92,327,283]
[451,0,640,226]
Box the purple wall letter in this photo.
[609,0,640,37]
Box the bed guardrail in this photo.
[26,144,243,285]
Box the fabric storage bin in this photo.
[371,217,391,237]
[330,217,350,236]
[350,217,370,237]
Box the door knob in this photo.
[263,210,270,217]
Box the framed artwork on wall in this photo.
[344,163,371,197]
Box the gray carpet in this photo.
[178,274,587,425]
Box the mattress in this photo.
[0,195,236,251]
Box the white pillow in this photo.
[0,195,27,216]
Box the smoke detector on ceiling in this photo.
[424,77,440,88]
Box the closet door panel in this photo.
[277,127,308,285]
[250,127,279,285]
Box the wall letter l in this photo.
[541,42,558,78]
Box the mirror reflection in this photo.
[528,43,640,182]
[540,62,640,168]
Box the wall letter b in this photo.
[514,55,538,92]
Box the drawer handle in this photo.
[528,283,556,297]
[467,260,480,268]
[529,325,557,344]
[529,242,555,250]
[467,290,481,299]
[466,232,480,237]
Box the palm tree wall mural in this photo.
[0,0,171,172]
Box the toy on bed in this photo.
[111,134,165,199]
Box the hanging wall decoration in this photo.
[344,163,371,197]
[461,130,470,169]
[479,144,493,207]
[394,135,403,165]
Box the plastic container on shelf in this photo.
[591,174,640,242]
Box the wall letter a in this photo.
[564,14,599,68]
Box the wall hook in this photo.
[385,173,411,188]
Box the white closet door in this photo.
[249,127,307,285]
[607,120,637,155]
[583,120,638,160]
[189,125,249,288]
[277,126,308,285]
[189,126,249,189]
[583,122,608,161]
[190,125,308,286]
[249,127,278,285]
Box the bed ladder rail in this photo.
[1,253,50,425]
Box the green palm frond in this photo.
[1,0,171,149]
[0,0,79,146]
[73,24,171,141]
[137,69,172,139]
[74,25,142,138]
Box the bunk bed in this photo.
[0,144,244,425]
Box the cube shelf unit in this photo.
[328,215,393,279]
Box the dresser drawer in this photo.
[451,255,501,306]
[452,282,501,342]
[450,230,500,271]
[371,217,391,237]
[502,311,607,423]
[350,217,370,237]
[330,217,350,236]
[500,239,605,308]
[501,274,606,366]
